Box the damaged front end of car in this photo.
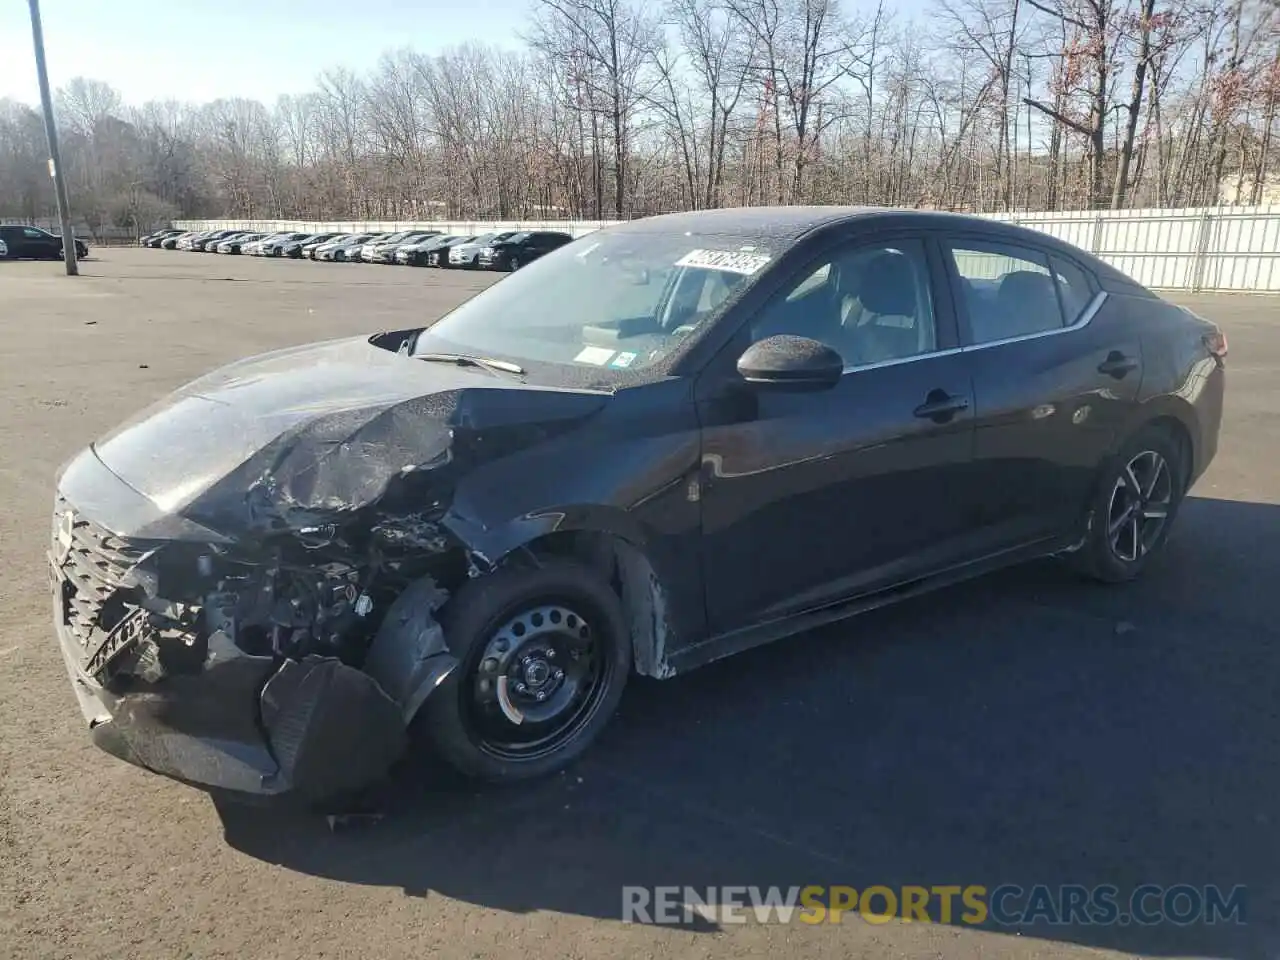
[50,469,472,805]
[46,341,598,804]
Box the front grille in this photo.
[51,498,160,680]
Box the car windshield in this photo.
[415,229,783,372]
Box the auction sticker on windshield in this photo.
[675,249,772,275]
[575,346,616,365]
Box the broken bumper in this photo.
[49,450,463,803]
[51,590,411,802]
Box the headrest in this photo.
[997,270,1056,303]
[858,252,918,317]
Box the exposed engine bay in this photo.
[53,482,471,803]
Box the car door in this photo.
[24,228,53,257]
[942,235,1142,545]
[696,234,980,635]
[541,233,572,258]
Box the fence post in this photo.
[1090,213,1104,254]
[1191,208,1214,292]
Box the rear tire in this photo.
[418,559,631,781]
[1069,425,1186,583]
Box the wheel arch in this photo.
[1142,413,1194,488]
[1119,397,1200,488]
[509,529,679,680]
[1070,400,1199,548]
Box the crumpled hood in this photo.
[90,335,608,534]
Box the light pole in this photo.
[27,0,77,276]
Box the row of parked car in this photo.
[138,227,575,271]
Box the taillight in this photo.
[1204,328,1228,360]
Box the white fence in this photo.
[174,204,1280,293]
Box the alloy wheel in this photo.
[1106,449,1173,562]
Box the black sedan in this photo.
[361,230,440,263]
[259,232,323,257]
[215,232,265,254]
[281,233,340,258]
[425,235,476,267]
[141,229,182,247]
[47,207,1225,805]
[186,230,238,252]
[477,230,573,271]
[0,224,89,260]
[395,233,462,266]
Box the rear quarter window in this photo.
[1049,256,1097,324]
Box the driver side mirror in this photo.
[736,335,843,391]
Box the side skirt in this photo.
[665,535,1068,676]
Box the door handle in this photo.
[1098,351,1138,378]
[914,390,970,422]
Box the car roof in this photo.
[609,206,885,239]
[607,205,1138,287]
[605,205,1043,244]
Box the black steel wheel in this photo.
[509,256,521,271]
[419,559,630,780]
[1070,425,1186,582]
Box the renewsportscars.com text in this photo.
[621,884,1247,927]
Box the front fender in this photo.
[362,576,458,723]
[442,499,666,567]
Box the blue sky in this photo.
[0,0,532,105]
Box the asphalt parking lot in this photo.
[2,248,1278,960]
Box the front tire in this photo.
[1070,425,1186,583]
[419,559,631,781]
[509,256,521,271]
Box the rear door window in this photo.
[945,240,1064,344]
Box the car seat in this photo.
[838,252,923,364]
[988,270,1061,340]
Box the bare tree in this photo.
[4,0,1279,227]
[935,0,1025,208]
[530,0,658,217]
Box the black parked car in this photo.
[0,224,89,260]
[362,230,441,263]
[256,232,314,257]
[183,230,236,251]
[425,235,476,267]
[477,230,574,271]
[215,232,265,254]
[47,207,1225,805]
[282,233,340,258]
[161,232,195,250]
[141,229,182,247]
[204,231,248,252]
[395,234,462,266]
